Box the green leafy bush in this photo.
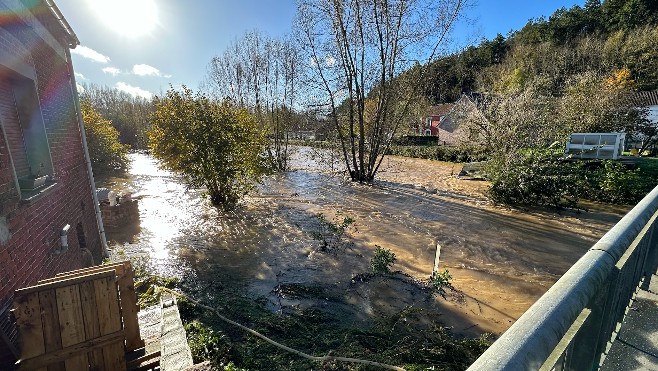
[149,87,267,209]
[311,212,355,251]
[488,154,584,209]
[430,269,454,299]
[184,320,232,367]
[586,160,644,204]
[386,145,488,163]
[489,154,658,208]
[371,246,396,274]
[81,99,129,174]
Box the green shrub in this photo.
[488,155,584,209]
[385,145,488,163]
[311,212,355,251]
[371,246,396,274]
[430,269,454,299]
[489,154,658,208]
[585,160,645,204]
[184,320,232,367]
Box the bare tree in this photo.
[206,32,301,171]
[296,0,467,182]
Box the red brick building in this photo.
[0,0,106,366]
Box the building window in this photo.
[0,72,53,199]
[76,222,86,249]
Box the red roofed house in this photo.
[0,0,107,367]
[418,95,484,146]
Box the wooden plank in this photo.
[118,262,144,351]
[53,262,126,278]
[95,275,127,371]
[55,284,88,370]
[46,262,144,351]
[126,350,160,370]
[103,342,126,371]
[15,330,124,370]
[79,280,104,370]
[16,271,115,296]
[41,265,123,284]
[12,292,46,371]
[38,289,65,371]
[132,358,161,371]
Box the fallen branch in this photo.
[157,287,406,371]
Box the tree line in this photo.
[82,0,658,209]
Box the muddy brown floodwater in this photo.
[101,148,627,339]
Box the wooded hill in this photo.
[420,0,658,104]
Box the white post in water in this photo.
[432,243,441,277]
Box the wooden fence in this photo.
[11,261,146,371]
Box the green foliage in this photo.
[371,246,396,275]
[430,269,455,299]
[489,154,658,208]
[310,212,356,251]
[135,275,179,309]
[80,83,153,149]
[386,145,488,163]
[178,288,490,370]
[80,99,129,175]
[185,320,232,368]
[488,154,585,209]
[585,160,645,204]
[149,87,267,209]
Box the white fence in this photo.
[565,133,626,160]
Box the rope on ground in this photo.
[157,287,406,371]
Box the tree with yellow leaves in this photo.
[80,99,129,174]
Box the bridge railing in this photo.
[468,185,658,371]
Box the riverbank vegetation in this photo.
[392,0,658,209]
[80,99,129,174]
[80,83,153,149]
[149,87,267,209]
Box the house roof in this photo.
[627,91,658,107]
[426,104,454,117]
[39,0,80,48]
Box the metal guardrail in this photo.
[468,185,658,371]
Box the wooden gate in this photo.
[11,262,145,371]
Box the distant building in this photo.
[417,95,484,146]
[415,103,453,136]
[0,0,105,366]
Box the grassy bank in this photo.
[178,281,490,370]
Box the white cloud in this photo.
[164,74,173,79]
[116,82,153,99]
[74,72,86,80]
[102,67,121,76]
[71,46,110,63]
[325,56,336,67]
[132,64,161,76]
[76,83,85,93]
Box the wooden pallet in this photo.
[11,261,150,371]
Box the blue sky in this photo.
[55,0,585,100]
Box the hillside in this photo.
[421,0,658,104]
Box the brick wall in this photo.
[101,200,139,229]
[0,14,103,368]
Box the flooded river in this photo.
[101,148,625,337]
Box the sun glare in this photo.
[89,0,158,37]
